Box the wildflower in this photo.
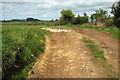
[35,34,37,37]
[18,48,20,50]
[31,54,33,57]
[40,40,43,43]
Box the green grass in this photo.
[103,64,118,78]
[82,37,106,61]
[82,37,94,44]
[2,21,59,27]
[2,27,51,79]
[90,70,94,73]
[82,37,118,78]
[86,44,106,61]
[2,22,119,40]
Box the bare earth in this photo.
[28,28,118,78]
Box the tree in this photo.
[73,15,81,24]
[83,13,89,23]
[55,19,58,21]
[90,8,114,27]
[60,9,75,24]
[111,1,120,27]
[73,13,89,25]
[51,19,54,22]
[90,8,107,22]
[26,18,35,21]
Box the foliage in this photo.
[60,10,89,25]
[111,0,120,28]
[73,13,89,24]
[91,8,108,22]
[60,9,75,25]
[55,19,58,21]
[26,18,39,21]
[105,16,114,27]
[74,15,81,24]
[83,13,89,23]
[90,8,114,27]
[2,27,50,79]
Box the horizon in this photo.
[1,0,117,20]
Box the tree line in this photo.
[59,1,120,28]
[59,9,89,25]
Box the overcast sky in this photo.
[0,0,117,20]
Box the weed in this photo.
[2,27,51,79]
[90,70,94,73]
[103,64,118,78]
[82,37,106,61]
[82,37,94,44]
[82,38,117,78]
[86,44,106,61]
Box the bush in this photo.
[111,1,120,28]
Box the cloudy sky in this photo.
[0,0,117,20]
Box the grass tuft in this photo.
[82,37,106,61]
[82,37,94,44]
[86,44,106,61]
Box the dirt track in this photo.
[28,28,118,78]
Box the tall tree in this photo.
[60,9,75,24]
[83,13,89,23]
[111,1,120,27]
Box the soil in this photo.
[27,28,118,78]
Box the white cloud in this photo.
[1,0,117,20]
[1,0,117,2]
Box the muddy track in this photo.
[28,28,118,78]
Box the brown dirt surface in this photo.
[27,28,118,78]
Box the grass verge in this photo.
[2,27,51,79]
